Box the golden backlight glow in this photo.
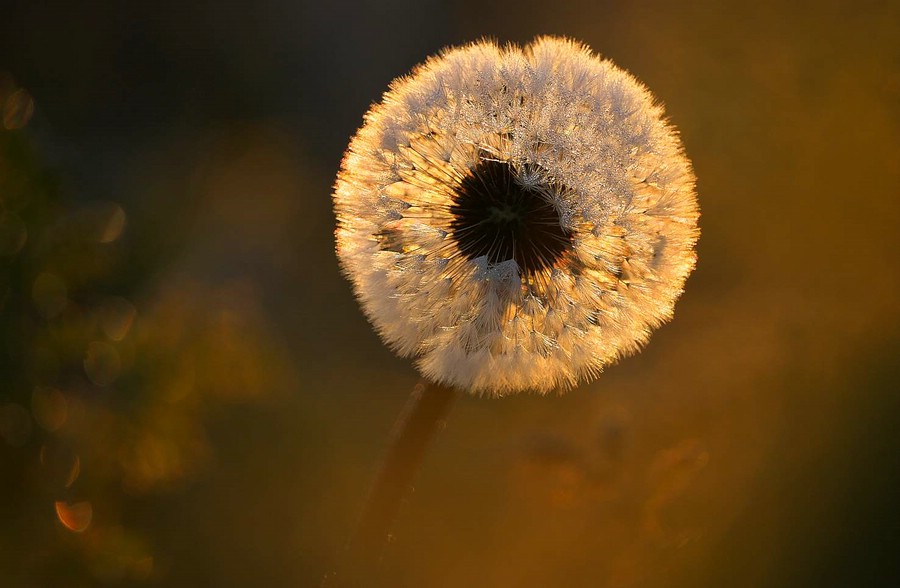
[0,3,898,586]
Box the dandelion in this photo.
[335,37,699,395]
[329,37,700,584]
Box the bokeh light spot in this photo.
[66,455,82,488]
[55,500,92,532]
[0,211,27,256]
[84,341,121,386]
[32,272,68,319]
[93,202,126,243]
[40,442,81,488]
[2,87,34,130]
[99,296,137,341]
[31,386,68,432]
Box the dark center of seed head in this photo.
[449,158,573,276]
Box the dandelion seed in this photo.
[334,37,699,395]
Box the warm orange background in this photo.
[1,1,898,586]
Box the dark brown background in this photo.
[1,1,899,586]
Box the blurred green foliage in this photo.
[0,79,296,585]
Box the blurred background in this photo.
[1,1,898,586]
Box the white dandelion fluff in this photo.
[334,37,699,395]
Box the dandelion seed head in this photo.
[334,37,699,395]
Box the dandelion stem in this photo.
[327,379,458,586]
